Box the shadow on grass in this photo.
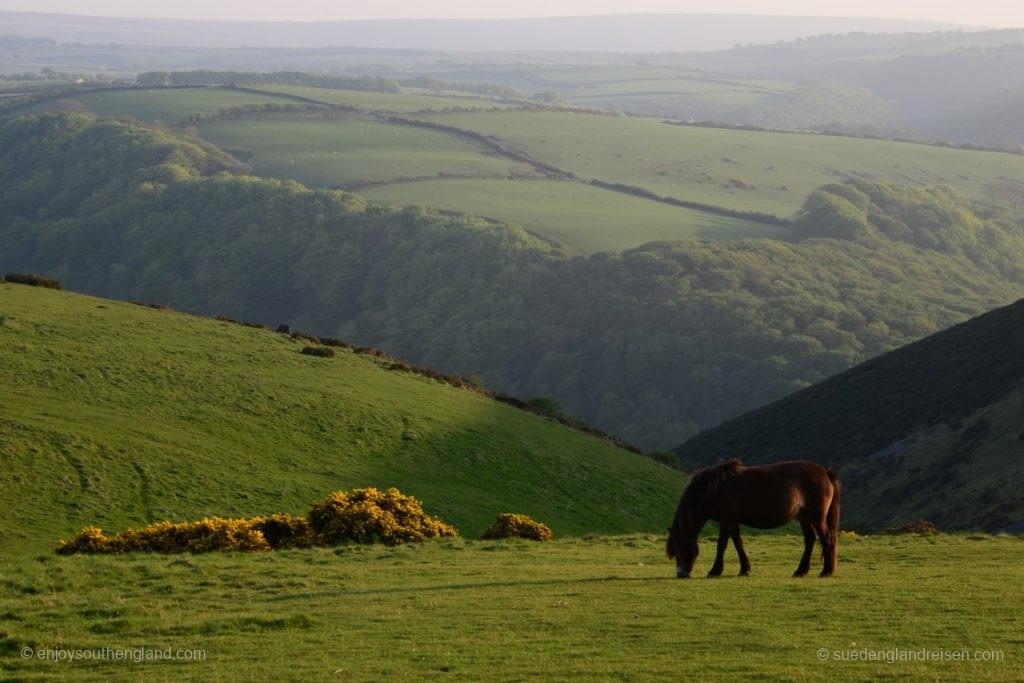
[261,574,669,602]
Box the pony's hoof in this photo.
[706,572,723,579]
[793,571,808,578]
[738,571,750,577]
[818,571,834,578]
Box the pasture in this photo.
[198,115,529,188]
[412,110,1024,216]
[362,178,785,253]
[2,534,1021,680]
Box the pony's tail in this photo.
[826,470,841,570]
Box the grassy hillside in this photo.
[0,283,684,556]
[3,534,1022,680]
[675,298,1024,531]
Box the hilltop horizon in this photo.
[0,10,979,51]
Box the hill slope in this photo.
[675,298,1024,531]
[0,283,684,556]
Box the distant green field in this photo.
[0,284,681,558]
[363,178,786,253]
[3,534,1021,680]
[412,111,1024,216]
[19,87,294,124]
[199,115,529,187]
[244,83,516,112]
[198,111,783,253]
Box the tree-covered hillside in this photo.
[2,114,1023,448]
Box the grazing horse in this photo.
[666,459,840,579]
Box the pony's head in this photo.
[666,517,699,578]
[666,460,742,578]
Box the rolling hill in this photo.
[21,83,1024,255]
[0,281,685,556]
[675,298,1024,532]
[2,113,1023,450]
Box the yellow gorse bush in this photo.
[309,487,458,546]
[55,488,457,554]
[55,517,274,555]
[480,513,554,541]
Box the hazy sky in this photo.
[4,1,1024,28]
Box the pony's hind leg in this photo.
[707,525,729,577]
[813,517,834,578]
[794,517,815,577]
[730,527,751,576]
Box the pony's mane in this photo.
[689,458,744,496]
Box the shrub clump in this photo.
[480,513,554,541]
[308,487,458,546]
[249,514,316,549]
[4,272,63,289]
[301,345,335,358]
[56,518,272,555]
[56,489,457,554]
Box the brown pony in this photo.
[666,459,840,578]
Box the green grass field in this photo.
[198,115,529,188]
[412,111,1024,216]
[19,87,296,125]
[0,284,682,558]
[2,534,1021,680]
[362,178,785,253]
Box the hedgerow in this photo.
[4,272,63,289]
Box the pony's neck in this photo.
[680,499,708,537]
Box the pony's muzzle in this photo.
[676,566,690,579]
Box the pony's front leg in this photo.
[707,525,729,577]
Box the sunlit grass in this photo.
[2,534,1021,680]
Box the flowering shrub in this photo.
[308,487,458,546]
[250,513,316,549]
[480,513,554,541]
[56,489,457,554]
[56,517,271,555]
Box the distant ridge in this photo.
[0,11,973,51]
[675,298,1024,466]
